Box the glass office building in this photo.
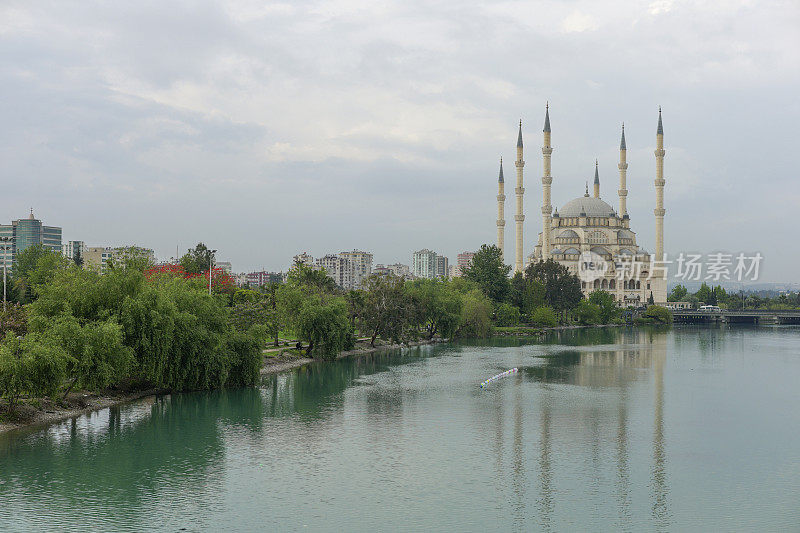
[0,211,63,272]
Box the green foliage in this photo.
[361,274,410,346]
[494,302,520,327]
[668,284,688,302]
[461,244,511,302]
[640,305,673,325]
[44,316,133,395]
[10,245,69,304]
[107,247,154,272]
[297,299,352,360]
[287,262,338,295]
[530,306,558,327]
[510,272,545,316]
[179,243,215,276]
[456,290,493,338]
[0,304,27,337]
[695,282,714,305]
[24,263,262,394]
[0,332,68,406]
[525,259,583,311]
[407,279,463,339]
[574,300,602,325]
[588,290,621,324]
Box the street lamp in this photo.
[0,236,12,312]
[209,249,217,296]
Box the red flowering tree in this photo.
[144,264,236,295]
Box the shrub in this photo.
[575,300,602,325]
[494,302,521,327]
[530,306,558,327]
[456,290,493,338]
[640,305,673,325]
[0,332,68,407]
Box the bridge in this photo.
[672,309,800,325]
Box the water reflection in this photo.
[5,326,795,530]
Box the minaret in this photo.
[541,104,553,261]
[514,120,525,273]
[497,158,506,262]
[593,159,600,198]
[654,108,665,262]
[618,123,628,218]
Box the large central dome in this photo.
[559,196,615,217]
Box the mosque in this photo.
[495,105,667,305]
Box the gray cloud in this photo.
[0,0,798,280]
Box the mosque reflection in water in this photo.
[478,328,670,531]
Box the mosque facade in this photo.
[495,106,667,305]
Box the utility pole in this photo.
[209,249,217,296]
[0,237,11,312]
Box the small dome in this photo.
[550,248,563,255]
[563,247,580,255]
[618,248,635,255]
[558,229,579,239]
[617,229,634,240]
[559,196,615,217]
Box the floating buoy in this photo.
[479,368,518,388]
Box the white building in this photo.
[412,249,438,279]
[339,250,373,282]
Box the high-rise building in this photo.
[317,254,355,289]
[0,211,62,272]
[412,249,438,279]
[62,240,87,265]
[292,252,314,267]
[436,255,449,279]
[339,250,373,282]
[454,251,476,277]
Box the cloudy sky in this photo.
[1,0,798,281]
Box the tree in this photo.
[456,289,493,338]
[361,274,409,346]
[461,244,511,302]
[641,305,673,324]
[668,284,688,302]
[72,247,84,268]
[510,272,545,316]
[407,280,462,340]
[297,299,352,360]
[44,316,133,398]
[229,297,278,345]
[286,262,337,295]
[695,282,713,305]
[180,243,215,276]
[10,245,68,304]
[494,302,521,326]
[530,306,558,327]
[525,259,582,314]
[574,300,601,325]
[0,304,27,337]
[0,332,68,408]
[588,290,621,324]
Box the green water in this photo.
[1,326,799,532]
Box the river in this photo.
[1,326,798,531]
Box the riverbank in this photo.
[493,323,626,336]
[260,337,446,376]
[0,388,164,436]
[0,338,445,436]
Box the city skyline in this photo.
[1,1,798,280]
